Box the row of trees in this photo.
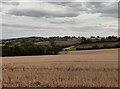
[2,41,61,56]
[80,36,119,44]
[2,36,120,44]
[76,44,120,50]
[2,36,120,56]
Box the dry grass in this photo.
[2,48,118,87]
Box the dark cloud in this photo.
[88,2,105,8]
[50,20,76,24]
[2,23,65,30]
[8,8,79,18]
[51,2,118,18]
[1,0,19,5]
[50,2,85,12]
[118,2,120,18]
[3,2,118,18]
[2,23,41,29]
[87,2,118,18]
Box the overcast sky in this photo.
[0,0,119,39]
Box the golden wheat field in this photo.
[2,48,119,87]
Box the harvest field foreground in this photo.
[2,48,118,87]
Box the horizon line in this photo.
[1,35,118,40]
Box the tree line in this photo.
[1,36,120,56]
[2,41,62,56]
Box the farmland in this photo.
[1,36,120,56]
[2,48,118,87]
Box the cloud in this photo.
[2,1,118,18]
[8,8,79,17]
[87,2,118,18]
[6,2,79,17]
[1,1,118,39]
[1,0,19,5]
[52,2,118,18]
[2,23,41,29]
[2,23,62,30]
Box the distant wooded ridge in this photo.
[1,35,119,42]
[1,36,120,57]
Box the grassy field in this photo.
[35,41,77,46]
[2,48,118,87]
[75,42,119,50]
[63,42,120,51]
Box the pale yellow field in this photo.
[2,48,118,87]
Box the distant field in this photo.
[2,49,118,87]
[75,42,119,50]
[35,41,76,46]
[62,42,120,51]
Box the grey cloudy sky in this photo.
[0,0,119,39]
